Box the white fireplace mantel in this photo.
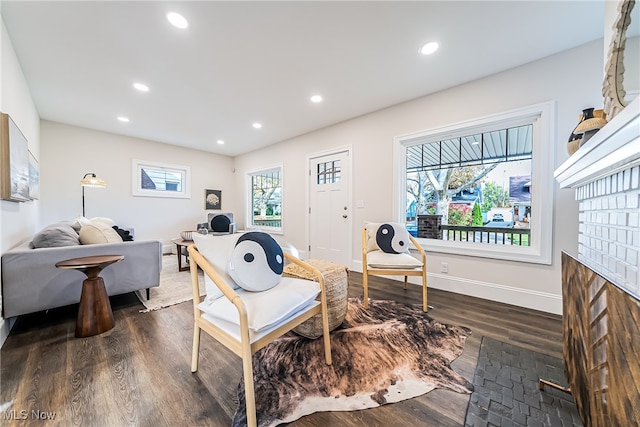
[555,96,640,189]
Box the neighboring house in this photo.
[451,187,483,208]
[509,175,532,223]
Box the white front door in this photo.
[308,149,351,266]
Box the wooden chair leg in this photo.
[242,345,257,427]
[422,270,428,312]
[363,270,369,308]
[320,302,332,366]
[191,326,201,372]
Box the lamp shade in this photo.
[80,173,107,188]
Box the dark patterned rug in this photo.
[233,298,474,427]
[465,336,583,427]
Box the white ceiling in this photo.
[2,1,605,157]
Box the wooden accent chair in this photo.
[188,234,332,427]
[362,223,428,311]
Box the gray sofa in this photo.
[1,237,162,318]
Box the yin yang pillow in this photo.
[376,222,410,254]
[228,231,284,292]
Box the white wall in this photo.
[0,18,41,345]
[40,121,238,252]
[234,40,606,315]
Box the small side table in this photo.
[55,254,124,338]
[171,238,192,272]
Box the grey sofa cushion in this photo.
[32,223,80,248]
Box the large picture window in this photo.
[247,164,282,233]
[393,102,555,264]
[132,159,190,199]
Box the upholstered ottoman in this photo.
[283,259,348,339]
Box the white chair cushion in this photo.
[197,277,320,332]
[200,300,321,343]
[366,250,423,269]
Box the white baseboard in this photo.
[425,273,562,315]
[349,260,562,315]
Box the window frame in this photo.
[131,159,191,199]
[246,163,284,234]
[392,102,555,264]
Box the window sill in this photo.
[415,236,551,265]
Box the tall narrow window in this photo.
[247,165,283,232]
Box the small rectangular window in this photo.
[132,159,190,199]
[317,160,341,184]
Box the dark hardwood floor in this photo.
[1,272,562,426]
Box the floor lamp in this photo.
[80,173,107,217]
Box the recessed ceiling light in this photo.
[133,83,149,92]
[216,140,225,145]
[419,41,439,55]
[167,12,188,29]
[117,116,130,123]
[310,95,323,103]
[252,123,262,129]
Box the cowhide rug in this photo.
[232,298,473,427]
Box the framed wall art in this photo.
[205,189,222,210]
[28,151,39,200]
[1,113,30,202]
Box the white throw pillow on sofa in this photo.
[79,220,122,244]
[89,216,116,228]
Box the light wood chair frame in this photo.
[188,244,332,427]
[362,228,428,312]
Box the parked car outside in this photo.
[486,213,513,228]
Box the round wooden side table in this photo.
[55,254,124,338]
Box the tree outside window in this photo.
[405,124,532,244]
[248,166,282,232]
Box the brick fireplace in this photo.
[553,97,639,426]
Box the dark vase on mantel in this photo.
[567,108,606,155]
[575,108,608,147]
